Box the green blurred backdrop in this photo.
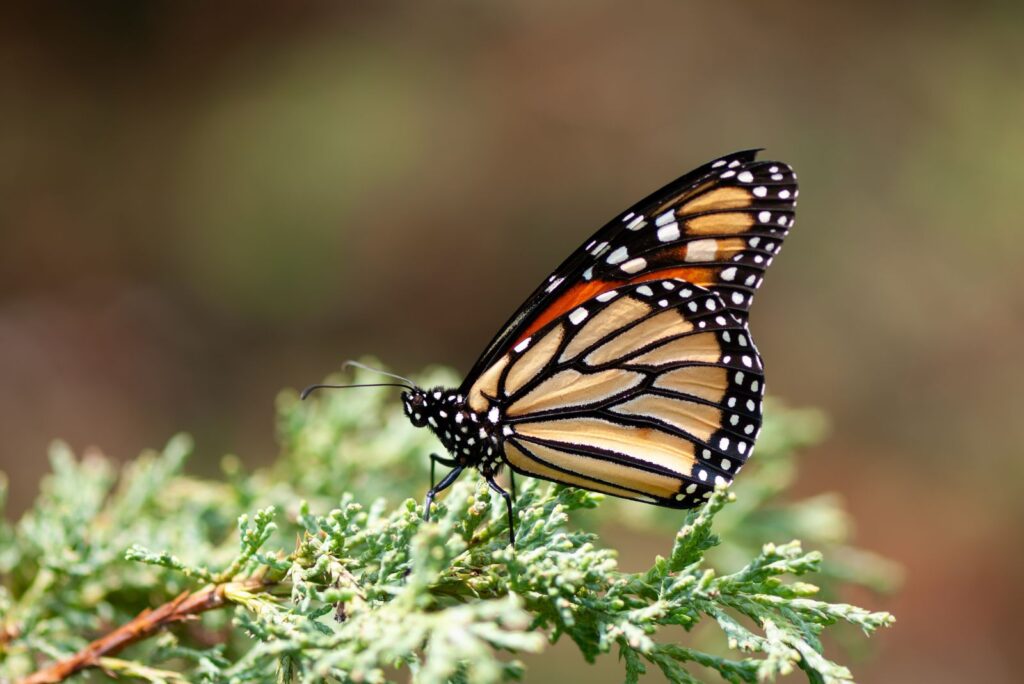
[1,1,1022,681]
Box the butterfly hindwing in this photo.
[461,150,797,392]
[467,279,765,508]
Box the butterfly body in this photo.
[402,387,505,476]
[390,149,797,545]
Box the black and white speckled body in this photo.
[401,387,505,476]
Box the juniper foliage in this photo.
[0,367,895,683]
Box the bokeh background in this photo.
[2,1,1022,681]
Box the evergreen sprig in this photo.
[0,366,895,683]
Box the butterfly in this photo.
[306,150,796,545]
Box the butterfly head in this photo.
[400,388,429,427]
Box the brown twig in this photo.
[18,578,269,684]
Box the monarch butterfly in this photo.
[305,150,796,545]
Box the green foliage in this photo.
[0,367,895,683]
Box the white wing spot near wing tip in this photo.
[623,212,636,222]
[744,424,755,435]
[595,290,619,302]
[568,307,589,325]
[698,469,708,481]
[680,288,692,298]
[705,298,717,311]
[737,170,754,183]
[752,186,768,198]
[778,189,791,199]
[545,276,564,292]
[744,274,757,286]
[728,160,741,168]
[721,458,732,470]
[702,448,711,458]
[698,320,707,328]
[727,397,736,407]
[719,437,730,450]
[738,334,748,346]
[731,292,745,305]
[621,257,647,274]
[771,173,784,181]
[722,355,732,364]
[686,483,698,493]
[626,216,647,230]
[658,299,668,307]
[769,165,778,173]
[741,355,753,367]
[730,414,739,426]
[715,475,728,486]
[657,222,681,242]
[751,380,760,392]
[716,316,727,326]
[635,285,654,296]
[712,159,727,168]
[758,210,771,223]
[746,399,756,411]
[655,210,676,226]
[754,255,764,264]
[662,281,675,290]
[688,301,698,312]
[721,266,737,281]
[720,170,736,179]
[606,246,629,264]
[738,442,747,455]
[735,371,745,384]
[778,215,788,226]
[513,337,532,353]
[582,266,594,280]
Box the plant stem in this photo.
[18,578,270,684]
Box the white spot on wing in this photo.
[606,246,629,264]
[626,216,647,230]
[657,222,681,242]
[513,337,532,353]
[620,257,647,274]
[686,239,717,262]
[569,307,589,325]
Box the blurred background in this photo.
[1,1,1022,681]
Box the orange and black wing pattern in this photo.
[464,279,764,507]
[462,149,797,389]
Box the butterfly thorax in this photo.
[401,387,505,475]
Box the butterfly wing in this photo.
[465,279,763,506]
[461,149,796,393]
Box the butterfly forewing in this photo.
[469,279,764,508]
[461,150,797,391]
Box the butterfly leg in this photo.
[423,465,464,523]
[429,453,458,489]
[509,470,518,503]
[485,475,516,548]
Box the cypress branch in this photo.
[0,367,896,683]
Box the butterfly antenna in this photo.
[300,382,414,400]
[342,360,416,387]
